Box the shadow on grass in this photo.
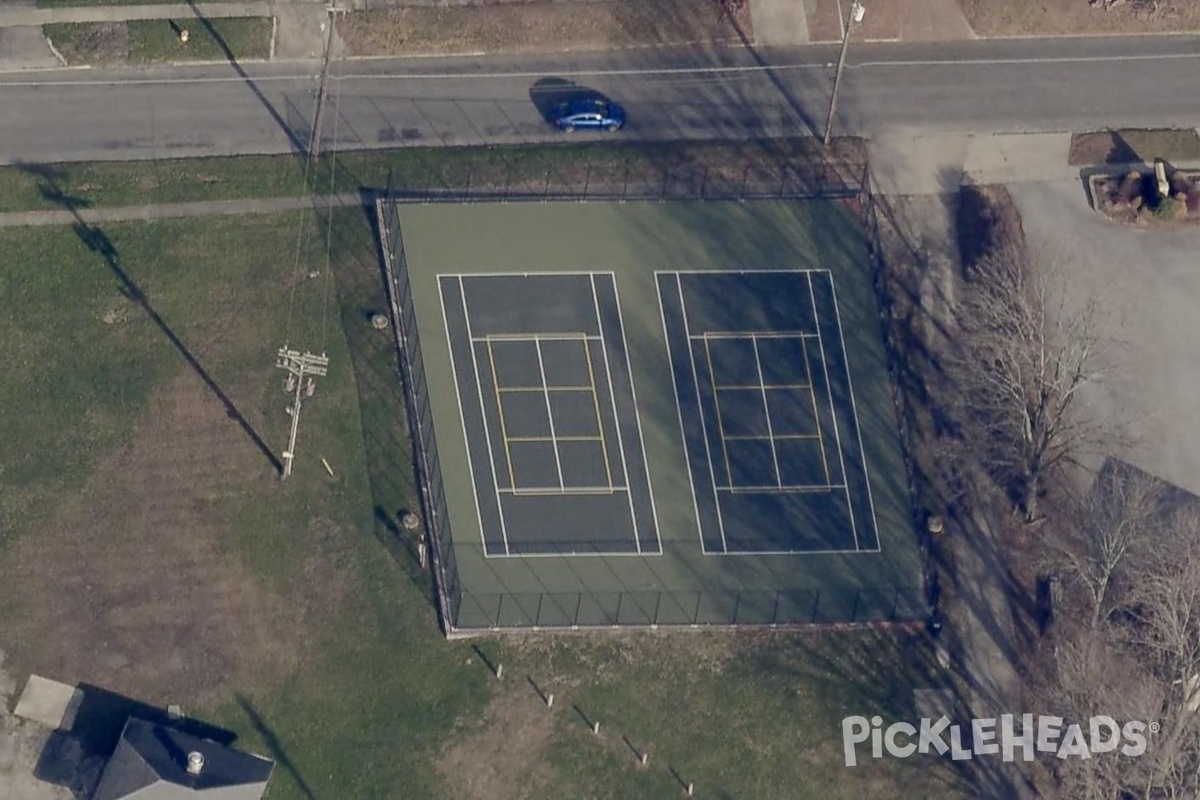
[14,161,284,476]
[235,694,316,800]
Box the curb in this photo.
[44,34,68,68]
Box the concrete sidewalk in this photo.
[0,193,360,228]
[869,130,1200,195]
[0,2,272,28]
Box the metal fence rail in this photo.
[376,186,462,631]
[455,586,927,630]
[385,159,866,205]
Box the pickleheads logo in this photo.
[841,714,1157,766]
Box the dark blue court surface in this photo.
[658,270,879,554]
[439,272,659,557]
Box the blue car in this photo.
[552,98,625,132]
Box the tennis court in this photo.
[439,272,659,556]
[383,199,925,630]
[658,270,878,555]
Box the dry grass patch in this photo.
[806,0,844,42]
[339,0,751,57]
[0,369,327,707]
[958,0,1200,35]
[438,682,557,800]
[44,21,128,65]
[1068,128,1200,167]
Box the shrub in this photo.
[1153,196,1185,221]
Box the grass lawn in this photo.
[0,138,866,213]
[0,145,959,799]
[43,16,271,66]
[338,0,749,58]
[1068,128,1200,167]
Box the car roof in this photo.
[565,98,608,115]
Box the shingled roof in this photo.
[92,717,274,800]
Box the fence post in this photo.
[738,165,749,201]
[778,165,788,197]
[535,594,545,627]
[661,166,669,202]
[495,594,504,629]
[574,593,582,627]
[424,165,434,202]
[614,593,624,626]
[543,168,551,202]
[582,162,591,202]
[693,592,702,625]
[653,592,662,625]
[699,166,708,200]
[771,591,781,626]
[503,161,512,203]
[464,166,472,200]
[731,592,741,625]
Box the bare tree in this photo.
[951,244,1106,523]
[1050,461,1164,628]
[1043,501,1200,800]
[1047,625,1164,800]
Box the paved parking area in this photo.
[1010,179,1200,496]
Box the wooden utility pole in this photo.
[308,5,344,164]
[823,1,865,147]
[277,347,330,478]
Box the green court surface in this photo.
[386,199,924,630]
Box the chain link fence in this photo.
[375,157,927,635]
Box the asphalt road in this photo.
[3,35,1200,165]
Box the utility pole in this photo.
[276,347,330,478]
[823,1,865,147]
[308,5,344,165]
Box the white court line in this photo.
[718,546,864,556]
[654,272,705,557]
[534,338,566,491]
[437,277,488,558]
[473,333,601,343]
[721,484,847,494]
[751,335,784,488]
[440,270,619,278]
[808,270,859,551]
[610,273,664,556]
[826,272,883,553]
[507,487,624,496]
[675,274,730,554]
[690,331,819,340]
[459,276,513,557]
[591,273,642,556]
[668,268,832,275]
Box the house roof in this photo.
[92,717,274,800]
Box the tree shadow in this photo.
[182,0,308,157]
[35,683,236,800]
[721,1,821,140]
[14,161,284,475]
